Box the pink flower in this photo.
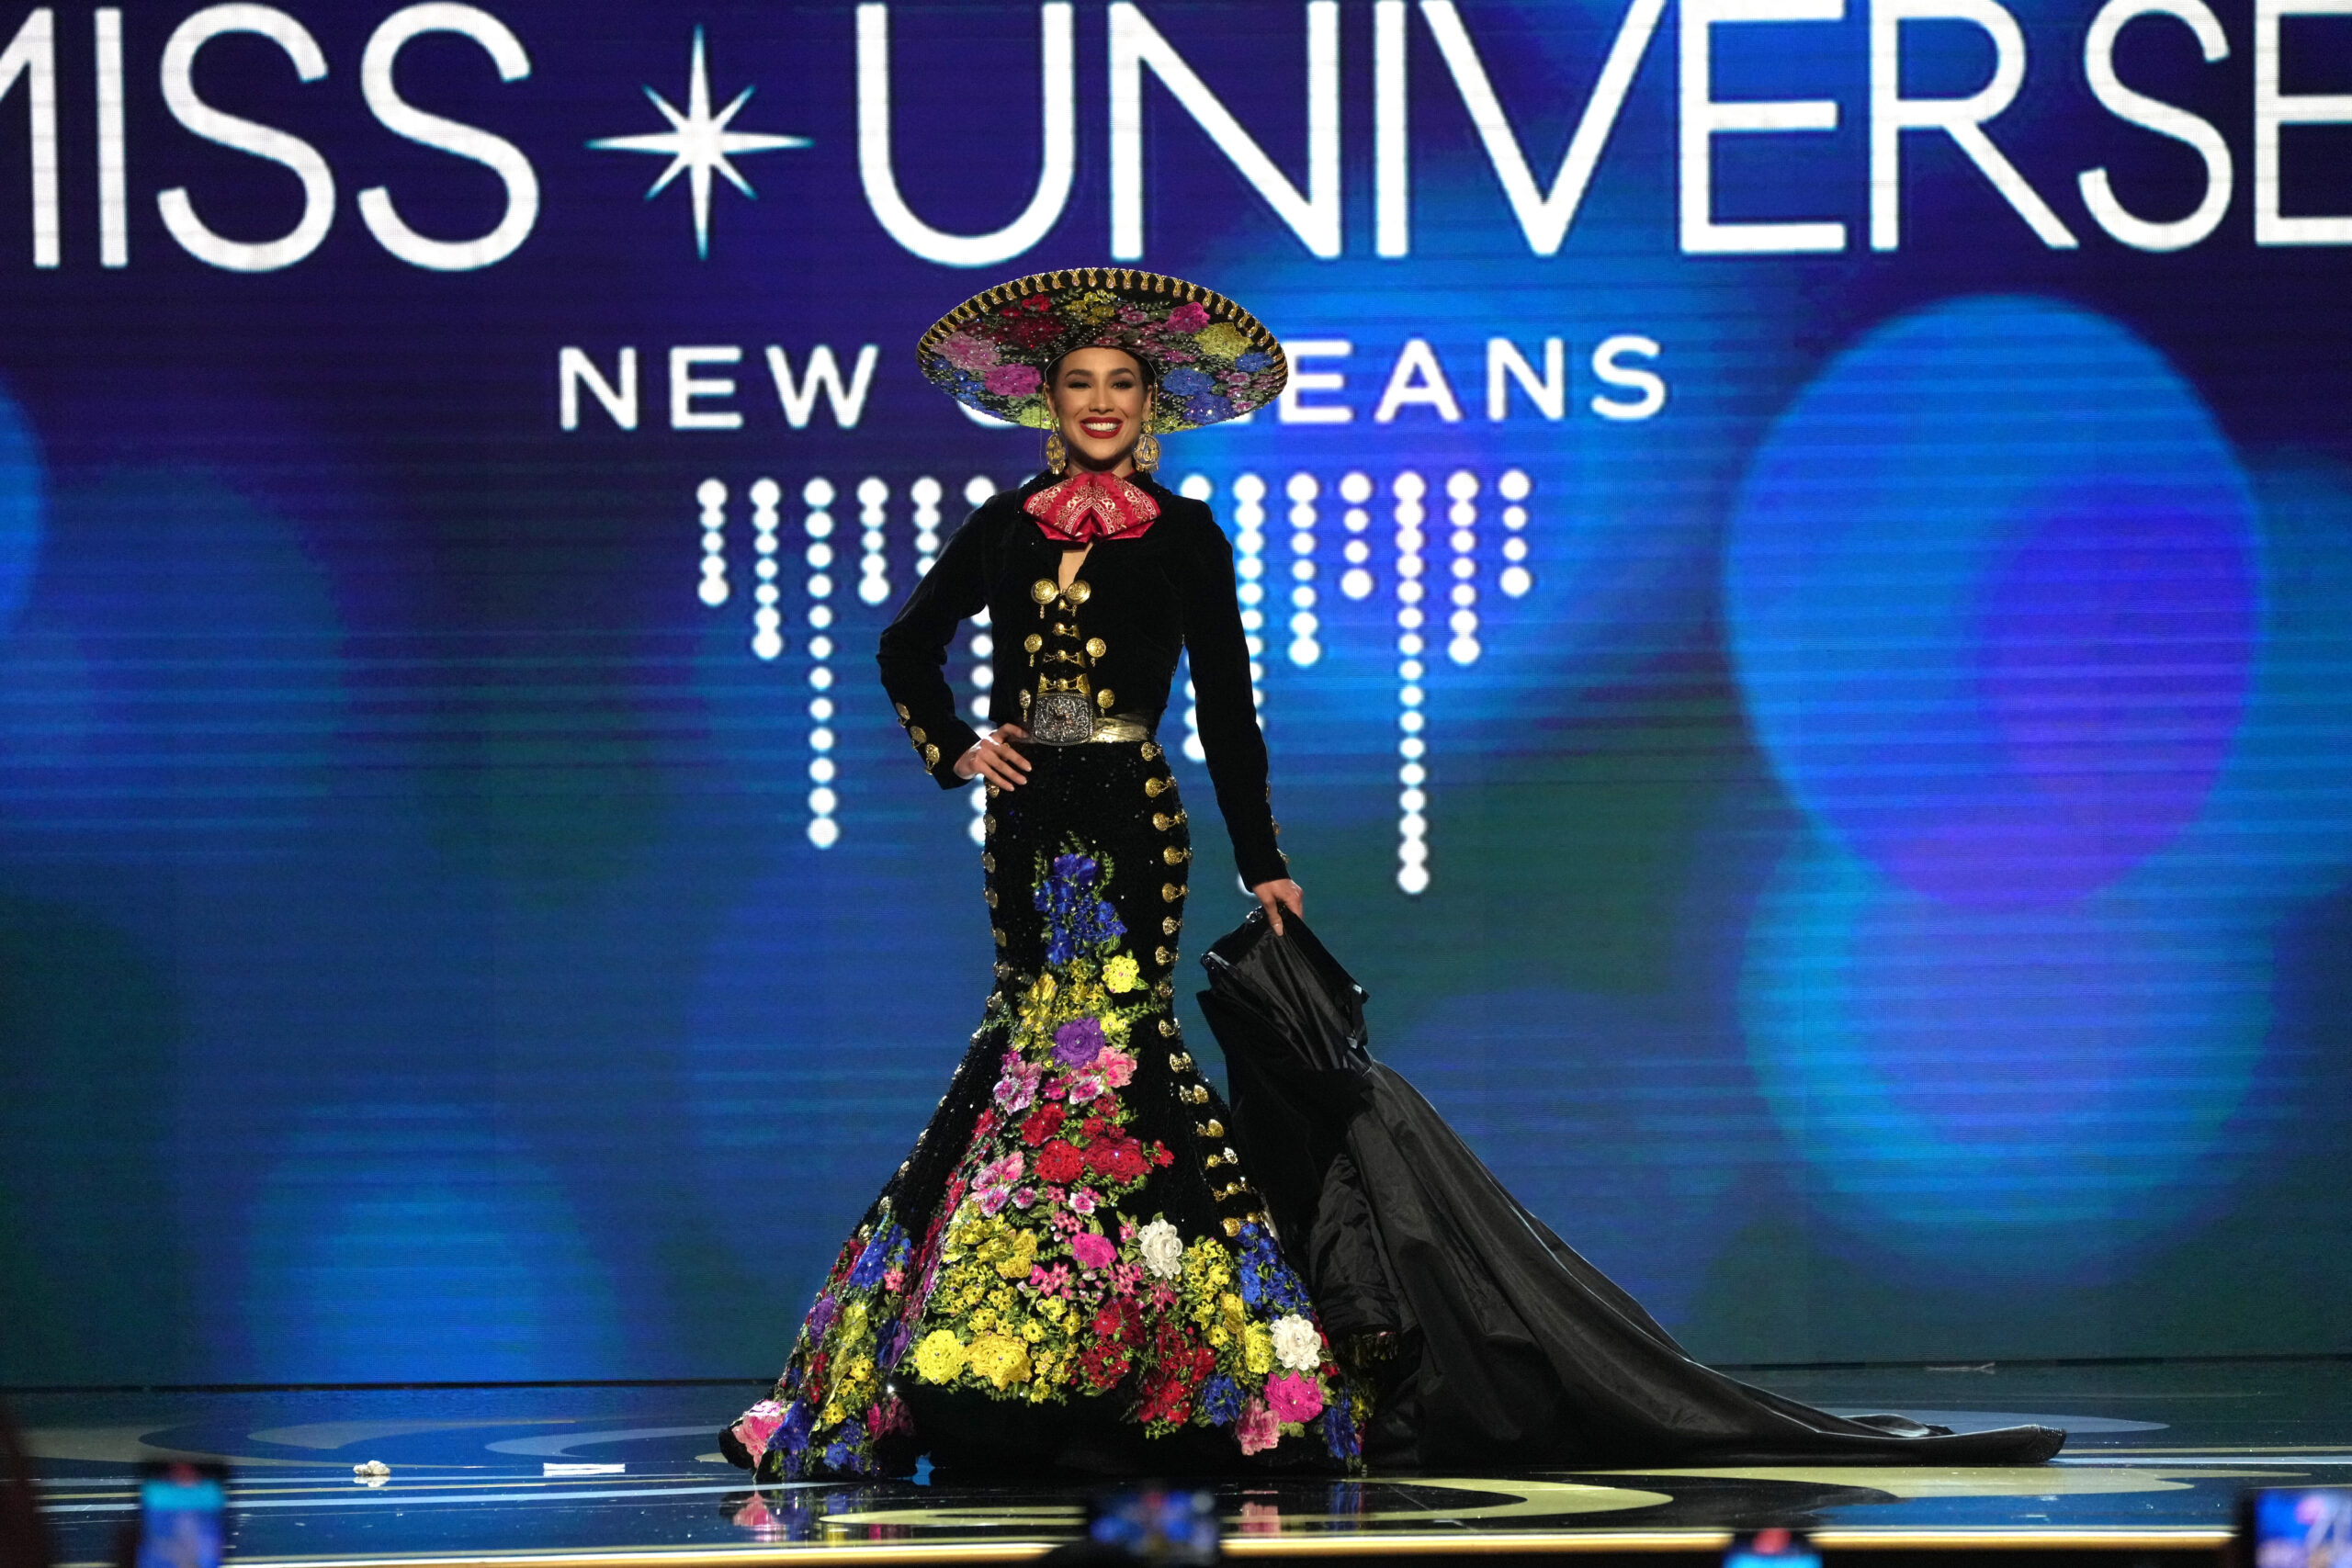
[994,1060,1043,1113]
[1148,1281,1178,1311]
[882,1266,904,1292]
[1067,1074,1102,1104]
[975,1150,1025,1214]
[1069,1186,1098,1214]
[984,363,1041,396]
[1012,1186,1038,1210]
[1168,301,1210,333]
[1265,1372,1324,1423]
[1096,1048,1136,1089]
[1237,1399,1280,1454]
[1071,1230,1116,1270]
[939,331,1001,371]
[732,1399,786,1463]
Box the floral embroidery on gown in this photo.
[727,832,1363,1479]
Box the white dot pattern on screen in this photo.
[749,478,784,661]
[1230,473,1269,718]
[1285,471,1320,667]
[1174,476,1216,765]
[910,476,943,577]
[803,476,840,848]
[1339,468,1374,601]
[964,476,998,730]
[964,476,1001,840]
[1393,471,1430,897]
[697,478,729,610]
[1498,468,1533,599]
[1446,468,1482,667]
[688,466,1535,891]
[857,477,891,606]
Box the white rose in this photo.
[1137,1218,1183,1280]
[1270,1313,1321,1372]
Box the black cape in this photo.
[1195,909,2065,1472]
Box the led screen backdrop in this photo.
[2,0,2349,1384]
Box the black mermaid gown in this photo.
[1196,909,2067,1471]
[721,474,1363,1479]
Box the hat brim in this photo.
[916,268,1287,434]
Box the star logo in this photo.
[589,28,811,259]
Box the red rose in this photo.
[1077,1343,1132,1391]
[1093,1297,1144,1348]
[972,1109,998,1141]
[1035,1140,1086,1184]
[1150,1142,1173,1168]
[1081,1113,1114,1142]
[1021,1105,1066,1146]
[1092,1138,1147,1182]
[1136,1363,1194,1427]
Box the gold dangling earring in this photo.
[1135,432,1161,472]
[1043,429,1068,475]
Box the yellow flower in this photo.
[912,1329,966,1384]
[1197,321,1250,359]
[994,1229,1039,1280]
[1102,955,1140,993]
[1243,1324,1274,1375]
[1021,1318,1046,1343]
[967,1333,1033,1389]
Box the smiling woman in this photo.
[719,270,1335,1481]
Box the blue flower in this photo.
[1199,1373,1245,1426]
[849,1222,900,1288]
[1321,1401,1358,1459]
[1182,393,1233,423]
[1163,367,1213,396]
[1235,352,1272,373]
[777,1400,815,1454]
[822,1429,863,1473]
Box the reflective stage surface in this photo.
[17,1361,2349,1563]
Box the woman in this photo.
[720,270,1360,1480]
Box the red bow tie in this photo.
[1023,470,1162,544]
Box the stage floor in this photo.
[16,1359,2349,1563]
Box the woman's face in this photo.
[1049,347,1153,474]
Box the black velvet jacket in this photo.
[876,470,1287,890]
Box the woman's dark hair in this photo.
[1045,346,1158,392]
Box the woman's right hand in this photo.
[955,723,1034,789]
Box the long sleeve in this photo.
[1181,512,1289,889]
[877,509,989,787]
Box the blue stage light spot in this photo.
[1726,296,2259,908]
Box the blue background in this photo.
[2,0,2349,1383]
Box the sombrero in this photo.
[916,268,1285,434]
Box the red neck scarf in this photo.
[1023,469,1161,544]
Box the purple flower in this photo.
[985,363,1041,396]
[807,1292,838,1336]
[1053,1016,1104,1067]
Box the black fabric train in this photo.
[1197,908,2068,1472]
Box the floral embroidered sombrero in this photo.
[917,268,1286,433]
